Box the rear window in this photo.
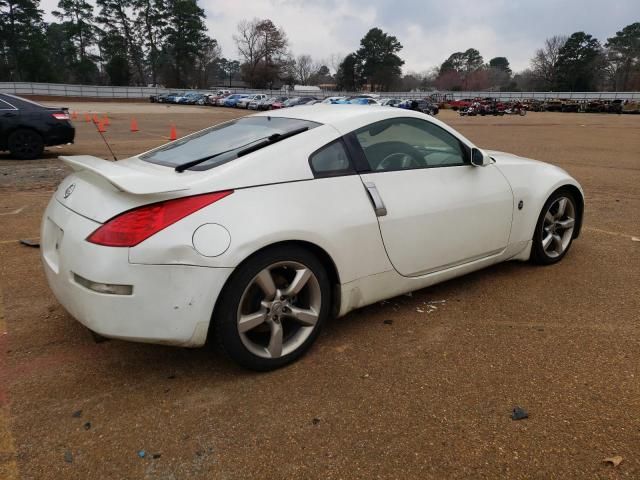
[139,116,320,170]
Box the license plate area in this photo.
[42,217,64,273]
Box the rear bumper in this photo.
[41,196,233,347]
[45,124,75,146]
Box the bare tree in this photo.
[234,19,264,77]
[233,18,288,87]
[295,54,315,84]
[531,35,567,89]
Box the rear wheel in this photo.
[8,129,44,160]
[214,245,330,371]
[531,190,578,265]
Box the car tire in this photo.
[213,245,331,371]
[531,189,579,265]
[8,129,44,160]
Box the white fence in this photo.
[1,82,639,101]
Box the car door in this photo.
[353,117,513,277]
[0,98,20,146]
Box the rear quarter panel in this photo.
[129,176,393,284]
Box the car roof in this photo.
[252,104,434,133]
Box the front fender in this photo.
[490,151,584,244]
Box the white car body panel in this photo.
[360,163,513,276]
[42,105,584,348]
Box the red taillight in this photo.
[52,112,70,120]
[86,190,233,247]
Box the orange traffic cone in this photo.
[97,120,106,133]
[84,113,91,123]
[130,117,139,133]
[92,114,99,124]
[71,111,78,120]
[102,114,110,126]
[169,125,177,141]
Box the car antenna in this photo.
[92,119,118,161]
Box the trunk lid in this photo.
[56,155,192,223]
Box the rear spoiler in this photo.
[60,155,189,195]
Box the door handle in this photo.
[364,182,387,217]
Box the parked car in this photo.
[238,94,267,109]
[622,100,640,114]
[249,96,288,111]
[321,96,346,104]
[349,98,381,105]
[270,98,288,109]
[43,106,583,370]
[215,94,232,106]
[291,96,318,107]
[224,94,249,107]
[380,98,402,107]
[0,93,75,160]
[283,97,301,107]
[178,93,206,105]
[161,92,184,104]
[449,98,473,111]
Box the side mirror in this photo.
[471,148,491,167]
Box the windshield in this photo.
[140,116,321,171]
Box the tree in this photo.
[160,0,211,87]
[356,27,404,91]
[234,18,288,87]
[335,52,363,90]
[438,48,484,89]
[216,58,240,86]
[100,31,130,85]
[134,0,165,85]
[0,0,52,81]
[53,0,97,63]
[530,35,567,89]
[556,32,603,91]
[194,36,221,88]
[294,54,315,85]
[605,22,640,90]
[97,0,145,84]
[488,57,512,90]
[489,57,511,75]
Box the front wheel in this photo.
[531,190,578,265]
[213,246,331,371]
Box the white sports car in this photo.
[41,106,583,370]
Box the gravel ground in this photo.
[0,104,639,479]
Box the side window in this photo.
[354,117,468,172]
[309,139,354,177]
[0,99,16,111]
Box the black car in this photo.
[0,93,75,159]
[409,99,439,116]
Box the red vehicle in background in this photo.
[449,98,474,111]
[270,98,287,109]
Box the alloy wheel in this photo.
[541,196,576,258]
[236,261,321,359]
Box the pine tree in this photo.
[161,0,210,87]
[0,0,51,81]
[97,0,146,84]
[53,0,100,83]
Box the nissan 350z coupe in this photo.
[41,106,584,370]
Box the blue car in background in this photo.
[224,94,249,107]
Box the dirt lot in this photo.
[0,103,639,479]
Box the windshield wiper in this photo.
[174,146,238,172]
[236,126,309,157]
[174,126,309,173]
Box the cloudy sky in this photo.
[41,0,639,73]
